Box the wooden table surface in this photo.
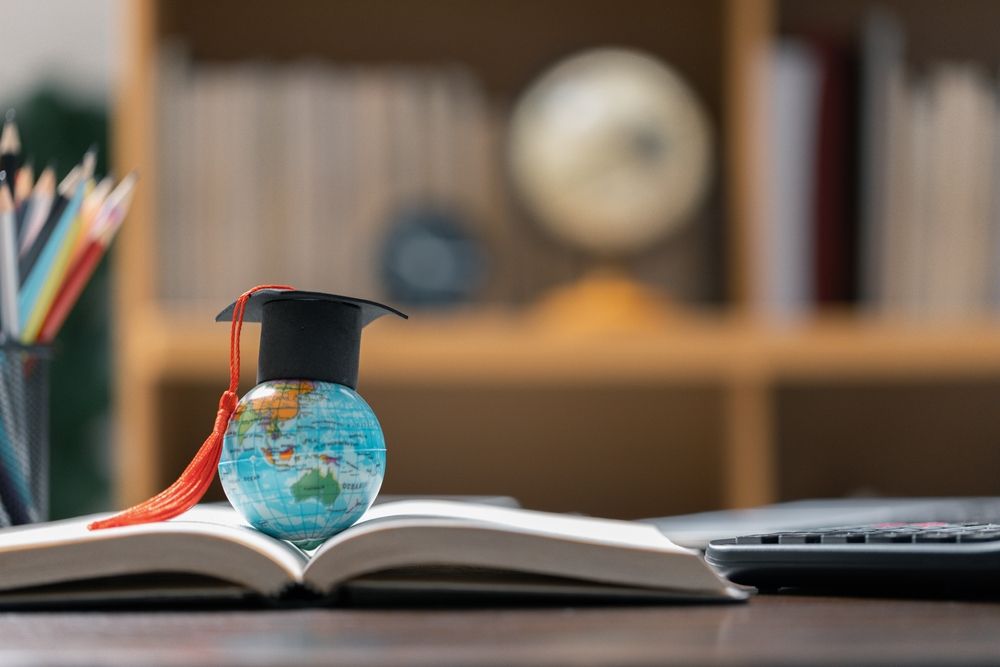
[1,594,999,666]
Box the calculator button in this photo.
[736,534,779,544]
[778,533,822,544]
[821,532,867,544]
[867,532,914,543]
[914,532,958,543]
[959,531,1000,543]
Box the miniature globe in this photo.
[218,380,386,549]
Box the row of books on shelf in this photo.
[156,46,547,309]
[764,9,1000,321]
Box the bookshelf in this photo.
[112,0,1000,518]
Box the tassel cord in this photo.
[88,284,294,531]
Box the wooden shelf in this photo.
[131,309,742,385]
[759,317,1000,380]
[129,307,1000,386]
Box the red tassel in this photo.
[89,284,295,531]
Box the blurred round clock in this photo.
[380,206,486,307]
[508,48,713,256]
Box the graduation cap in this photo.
[215,290,407,389]
[87,286,406,533]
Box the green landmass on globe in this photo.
[291,467,341,506]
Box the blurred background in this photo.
[10,0,1000,520]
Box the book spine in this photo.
[761,39,821,321]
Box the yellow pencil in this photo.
[20,187,90,341]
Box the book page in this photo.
[0,506,307,596]
[356,500,690,551]
[305,501,743,599]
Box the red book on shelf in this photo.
[811,37,858,304]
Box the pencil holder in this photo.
[0,343,51,527]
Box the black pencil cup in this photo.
[0,343,51,526]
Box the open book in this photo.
[0,500,747,606]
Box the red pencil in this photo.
[36,238,105,343]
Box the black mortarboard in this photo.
[216,290,407,388]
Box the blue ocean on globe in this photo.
[218,380,386,549]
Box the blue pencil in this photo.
[18,180,84,334]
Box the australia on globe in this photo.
[219,379,386,549]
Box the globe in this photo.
[508,48,713,256]
[218,379,386,549]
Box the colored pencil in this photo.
[18,165,55,255]
[18,180,84,337]
[20,165,80,284]
[37,242,103,345]
[81,145,97,182]
[67,176,112,265]
[12,163,32,208]
[87,172,137,241]
[0,178,19,338]
[20,178,111,342]
[0,112,20,195]
[37,172,137,343]
[19,145,93,284]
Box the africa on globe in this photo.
[219,379,387,549]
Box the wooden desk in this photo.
[2,595,999,665]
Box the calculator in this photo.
[705,522,1000,591]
